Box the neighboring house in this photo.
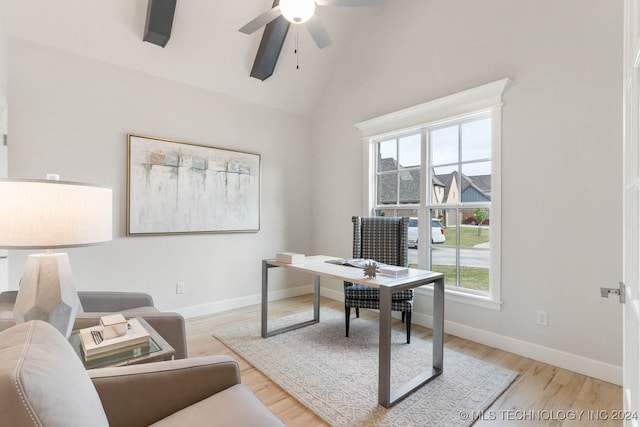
[466,174,491,198]
[377,164,490,210]
[377,162,490,226]
[460,174,491,203]
[433,172,459,204]
[434,171,490,204]
[376,156,420,204]
[432,175,445,204]
[431,172,491,226]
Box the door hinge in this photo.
[600,282,626,304]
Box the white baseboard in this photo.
[168,285,314,319]
[410,311,622,386]
[171,287,622,386]
[320,287,344,302]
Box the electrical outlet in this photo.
[536,310,548,326]
[176,282,185,294]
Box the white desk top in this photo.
[267,255,443,289]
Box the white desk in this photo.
[261,255,445,408]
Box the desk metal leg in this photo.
[432,277,445,372]
[261,260,321,338]
[313,275,320,322]
[378,286,393,407]
[378,277,445,408]
[261,260,271,338]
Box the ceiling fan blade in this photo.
[239,6,282,34]
[306,14,332,49]
[315,0,383,6]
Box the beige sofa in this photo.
[0,321,285,427]
[0,290,188,359]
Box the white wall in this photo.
[7,38,313,312]
[311,0,624,376]
[0,0,7,97]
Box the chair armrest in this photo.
[0,293,188,358]
[90,356,241,427]
[78,291,154,312]
[2,290,156,312]
[0,291,17,307]
[0,293,16,332]
[73,311,188,359]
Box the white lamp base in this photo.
[13,252,82,338]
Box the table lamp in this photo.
[0,176,112,338]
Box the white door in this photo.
[623,1,640,425]
[0,92,6,292]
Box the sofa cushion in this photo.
[149,384,285,427]
[0,321,109,427]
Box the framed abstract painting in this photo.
[127,134,260,235]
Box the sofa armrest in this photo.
[73,311,188,359]
[89,356,241,427]
[78,291,154,312]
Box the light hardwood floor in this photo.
[185,295,622,426]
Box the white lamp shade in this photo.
[0,179,113,249]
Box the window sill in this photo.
[415,285,502,311]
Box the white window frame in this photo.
[355,78,510,310]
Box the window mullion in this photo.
[396,138,401,205]
[456,124,463,287]
[420,128,429,270]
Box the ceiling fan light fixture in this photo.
[280,0,316,24]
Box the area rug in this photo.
[215,307,517,427]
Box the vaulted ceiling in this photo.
[4,0,379,117]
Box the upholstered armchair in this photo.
[344,216,413,343]
[0,320,285,427]
[0,290,187,359]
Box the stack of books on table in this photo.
[276,252,305,264]
[79,317,151,361]
[378,265,409,277]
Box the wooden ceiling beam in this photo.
[250,1,290,81]
[143,0,177,48]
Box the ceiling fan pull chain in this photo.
[295,27,300,70]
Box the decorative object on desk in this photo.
[127,134,260,235]
[0,175,112,338]
[363,261,379,278]
[275,252,305,264]
[216,307,517,427]
[328,258,409,279]
[378,265,409,277]
[80,317,150,360]
[99,313,128,339]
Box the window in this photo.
[356,79,509,309]
[375,133,421,220]
[429,115,492,294]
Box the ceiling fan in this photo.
[239,0,384,50]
